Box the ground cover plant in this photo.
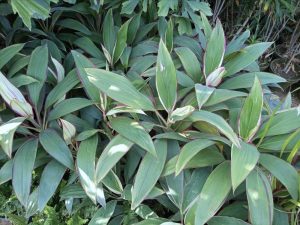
[0,0,299,224]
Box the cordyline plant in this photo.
[0,2,299,225]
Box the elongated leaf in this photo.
[208,216,250,225]
[39,129,74,170]
[110,117,156,156]
[0,160,13,185]
[27,45,48,106]
[231,141,259,191]
[246,168,273,225]
[103,9,116,56]
[13,139,38,206]
[185,161,231,225]
[48,98,93,121]
[224,42,272,77]
[188,111,240,147]
[169,106,195,123]
[88,201,117,225]
[156,39,177,112]
[239,77,263,141]
[113,19,130,64]
[0,117,25,157]
[175,139,214,175]
[38,160,66,211]
[86,68,154,111]
[131,140,167,209]
[175,47,201,82]
[72,51,100,102]
[0,44,24,70]
[58,19,91,35]
[204,20,225,76]
[77,135,105,205]
[259,154,298,200]
[206,67,226,87]
[96,135,133,182]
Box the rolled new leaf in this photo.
[0,72,33,117]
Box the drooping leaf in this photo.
[231,141,259,191]
[246,168,273,225]
[13,139,38,206]
[0,117,25,157]
[175,139,215,175]
[96,135,133,183]
[131,140,167,209]
[156,39,177,112]
[38,160,66,211]
[110,117,156,156]
[39,129,74,170]
[0,44,24,70]
[259,154,298,200]
[239,77,263,141]
[86,68,154,111]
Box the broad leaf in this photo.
[231,141,259,191]
[0,44,24,70]
[88,201,117,225]
[239,77,263,141]
[195,84,214,109]
[131,140,167,209]
[156,39,177,112]
[208,216,250,225]
[110,117,156,156]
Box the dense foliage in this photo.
[0,0,299,224]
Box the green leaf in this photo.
[195,84,214,109]
[175,47,202,82]
[12,139,38,206]
[204,20,225,76]
[188,111,240,148]
[156,39,177,112]
[185,161,231,225]
[0,44,24,70]
[208,216,250,225]
[48,98,93,121]
[72,51,100,103]
[239,77,263,141]
[96,135,133,182]
[131,140,167,209]
[259,154,298,200]
[39,129,74,170]
[103,9,116,56]
[0,160,13,185]
[175,139,215,175]
[38,160,66,211]
[74,37,105,60]
[88,201,117,225]
[220,72,286,90]
[86,68,154,111]
[45,70,79,109]
[206,67,226,87]
[169,105,195,123]
[27,45,48,107]
[77,135,103,204]
[246,168,273,225]
[0,117,25,157]
[158,0,178,17]
[57,19,92,35]
[224,42,272,77]
[121,0,140,14]
[110,117,156,156]
[231,141,259,191]
[113,19,130,64]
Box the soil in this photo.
[270,58,300,83]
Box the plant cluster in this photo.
[0,1,299,225]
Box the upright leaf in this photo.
[246,168,273,225]
[259,154,298,200]
[239,77,263,141]
[12,139,38,206]
[113,19,130,64]
[103,9,116,56]
[156,39,177,112]
[110,117,156,156]
[131,140,167,209]
[38,160,66,211]
[39,129,74,170]
[204,20,225,76]
[27,45,48,106]
[231,141,260,191]
[86,68,154,111]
